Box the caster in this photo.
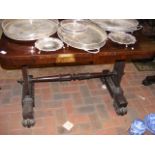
[22,119,35,128]
[113,101,127,116]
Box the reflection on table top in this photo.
[0,32,155,69]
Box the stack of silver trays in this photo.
[57,19,108,54]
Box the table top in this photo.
[0,32,155,69]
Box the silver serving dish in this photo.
[58,21,107,54]
[2,19,59,41]
[60,19,88,33]
[90,19,141,32]
[35,37,64,51]
[108,31,136,45]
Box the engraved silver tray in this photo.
[2,19,59,41]
[35,37,64,52]
[108,31,136,45]
[58,20,107,54]
[90,19,141,32]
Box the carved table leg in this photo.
[142,75,155,86]
[18,66,35,128]
[100,60,128,115]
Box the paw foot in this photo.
[113,101,127,116]
[22,119,35,128]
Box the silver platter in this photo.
[58,20,107,53]
[90,19,140,32]
[35,37,64,52]
[2,19,59,41]
[108,31,136,45]
[60,19,88,33]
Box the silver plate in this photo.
[60,19,88,33]
[2,19,59,41]
[108,31,136,45]
[90,19,139,32]
[35,37,64,51]
[58,21,107,53]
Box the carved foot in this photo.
[22,119,35,128]
[113,101,127,116]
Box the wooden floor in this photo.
[0,63,155,134]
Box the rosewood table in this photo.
[0,32,155,127]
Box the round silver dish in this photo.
[2,19,59,41]
[58,22,107,54]
[90,19,140,32]
[108,31,136,45]
[60,19,88,34]
[35,37,64,52]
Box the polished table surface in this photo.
[0,32,155,69]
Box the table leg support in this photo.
[18,66,35,128]
[17,62,128,127]
[101,60,128,115]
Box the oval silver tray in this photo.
[58,21,107,53]
[60,19,88,33]
[108,31,136,45]
[90,19,139,32]
[35,37,64,52]
[2,19,59,41]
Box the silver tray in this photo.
[90,19,141,32]
[35,37,64,52]
[58,21,107,54]
[2,19,59,41]
[60,19,88,33]
[108,31,136,45]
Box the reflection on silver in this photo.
[2,19,59,41]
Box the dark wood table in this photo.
[0,32,155,127]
